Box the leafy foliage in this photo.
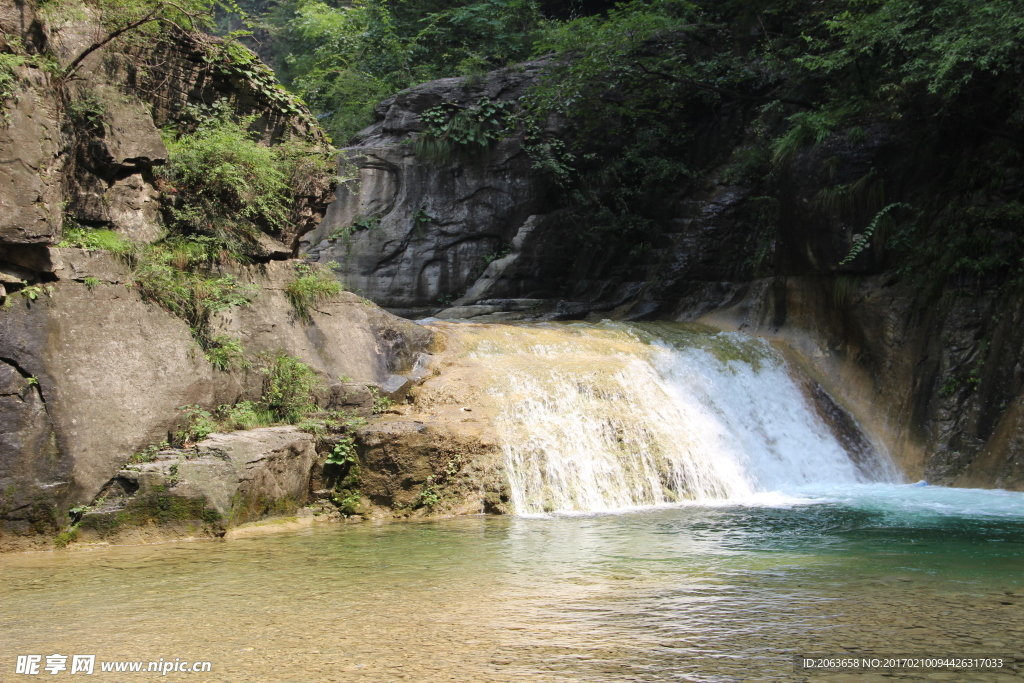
[39,0,230,76]
[246,0,544,142]
[325,435,357,465]
[512,0,1024,292]
[175,405,218,444]
[172,354,363,444]
[159,102,292,254]
[216,400,275,429]
[201,40,308,118]
[797,0,1024,116]
[259,351,324,423]
[57,225,133,253]
[205,334,249,371]
[414,98,513,165]
[1,282,53,310]
[367,385,394,414]
[0,52,26,107]
[839,202,916,265]
[412,0,542,76]
[132,236,258,347]
[284,261,343,321]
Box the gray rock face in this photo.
[76,427,317,542]
[213,260,434,386]
[301,62,555,308]
[0,0,336,258]
[0,77,65,245]
[0,359,62,535]
[453,213,573,305]
[66,82,168,244]
[0,253,434,545]
[0,0,437,547]
[96,427,317,525]
[0,275,218,521]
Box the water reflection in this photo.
[2,485,1022,682]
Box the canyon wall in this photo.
[0,0,434,549]
[310,67,1024,491]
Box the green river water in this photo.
[2,485,1023,682]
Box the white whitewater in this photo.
[459,321,896,514]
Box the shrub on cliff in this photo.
[58,224,134,253]
[159,102,292,256]
[284,261,343,322]
[131,236,258,349]
[259,351,323,423]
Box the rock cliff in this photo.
[300,61,562,316]
[5,3,1024,550]
[0,0,434,549]
[310,65,1024,492]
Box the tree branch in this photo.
[64,1,208,78]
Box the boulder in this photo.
[78,427,317,539]
[0,257,435,543]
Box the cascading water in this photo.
[456,321,897,514]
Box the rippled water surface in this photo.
[2,484,1024,682]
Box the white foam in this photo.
[471,324,895,514]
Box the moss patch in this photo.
[78,493,222,538]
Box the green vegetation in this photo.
[412,207,433,236]
[40,0,223,75]
[839,203,916,266]
[204,334,249,371]
[217,400,274,430]
[234,0,544,142]
[325,435,357,465]
[416,481,440,508]
[65,93,108,133]
[284,261,343,321]
[414,453,464,509]
[367,385,394,413]
[0,42,61,120]
[132,237,258,347]
[0,52,26,106]
[175,405,219,443]
[414,97,513,165]
[259,351,323,423]
[51,95,334,351]
[1,282,53,310]
[130,441,171,463]
[53,525,80,548]
[173,352,370,443]
[501,0,1024,293]
[158,102,293,255]
[327,434,362,515]
[57,225,133,253]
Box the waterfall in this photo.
[457,321,895,514]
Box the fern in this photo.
[840,202,915,265]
